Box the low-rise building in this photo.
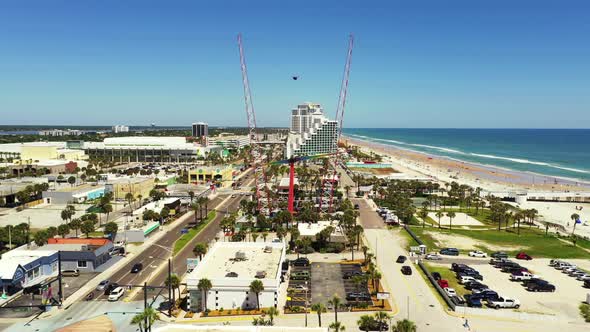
[0,249,58,295]
[208,135,250,149]
[42,183,106,204]
[297,220,347,242]
[186,241,286,312]
[188,165,233,188]
[38,238,113,273]
[105,177,155,201]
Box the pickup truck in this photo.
[510,271,538,282]
[487,297,521,309]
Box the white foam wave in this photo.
[410,144,466,155]
[470,153,590,174]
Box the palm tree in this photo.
[265,306,279,324]
[357,314,374,332]
[131,307,160,332]
[329,321,345,332]
[374,311,390,329]
[165,273,181,304]
[328,295,341,323]
[197,278,212,312]
[571,213,581,244]
[391,319,417,332]
[193,242,207,260]
[361,245,369,264]
[435,211,443,229]
[249,280,264,310]
[311,302,327,327]
[418,209,428,228]
[192,202,202,222]
[446,211,456,231]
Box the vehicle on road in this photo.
[468,250,487,258]
[440,248,459,256]
[401,266,412,275]
[96,280,110,291]
[396,255,407,263]
[103,283,120,295]
[510,271,538,282]
[515,252,532,260]
[444,287,457,297]
[291,257,310,267]
[487,297,520,309]
[61,269,80,277]
[425,253,442,260]
[491,252,509,259]
[108,287,125,301]
[131,263,143,273]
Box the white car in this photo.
[459,276,476,284]
[108,287,125,302]
[468,250,487,258]
[576,274,590,281]
[425,253,443,261]
[487,297,520,309]
[444,287,457,297]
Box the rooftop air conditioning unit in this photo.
[235,251,247,260]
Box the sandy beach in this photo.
[344,136,590,238]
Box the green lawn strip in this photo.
[414,263,451,309]
[424,263,468,297]
[410,225,589,259]
[173,211,216,255]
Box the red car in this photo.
[515,252,532,260]
[437,279,449,288]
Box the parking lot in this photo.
[286,261,372,309]
[428,256,590,319]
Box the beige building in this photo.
[188,165,233,188]
[105,177,155,201]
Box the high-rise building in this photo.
[286,103,338,158]
[112,125,129,133]
[192,122,208,138]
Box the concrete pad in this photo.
[428,212,483,226]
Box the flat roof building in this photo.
[186,241,286,312]
[42,183,105,204]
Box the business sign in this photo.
[12,266,25,283]
[376,292,390,300]
[187,258,199,270]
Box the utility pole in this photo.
[168,258,172,317]
[57,251,63,305]
[144,282,148,332]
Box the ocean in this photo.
[343,128,590,183]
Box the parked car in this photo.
[108,287,125,301]
[346,292,372,301]
[291,271,310,280]
[487,297,520,309]
[491,252,509,259]
[466,296,483,308]
[515,252,532,260]
[61,269,80,277]
[425,253,443,261]
[96,280,110,291]
[584,280,590,288]
[343,271,365,279]
[288,285,308,292]
[131,263,143,273]
[440,248,459,256]
[226,272,239,278]
[437,279,449,288]
[576,274,590,281]
[526,280,556,292]
[103,283,120,295]
[444,287,457,297]
[451,263,471,272]
[396,255,407,263]
[465,281,488,292]
[468,250,487,258]
[501,265,527,274]
[459,276,476,284]
[489,258,509,265]
[555,262,575,270]
[432,272,442,281]
[549,259,563,267]
[469,289,499,301]
[292,257,310,267]
[457,271,483,281]
[401,266,412,275]
[567,270,586,278]
[510,271,538,282]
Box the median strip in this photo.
[173,211,217,255]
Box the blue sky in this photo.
[1,0,589,128]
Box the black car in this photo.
[343,271,365,279]
[432,272,442,281]
[526,280,556,292]
[464,295,483,308]
[584,280,590,288]
[451,263,471,272]
[468,289,499,301]
[464,281,488,291]
[281,260,290,271]
[23,284,43,295]
[440,248,459,256]
[103,282,120,295]
[502,266,527,274]
[457,270,483,280]
[346,292,372,301]
[491,251,509,259]
[396,255,407,263]
[401,266,412,275]
[292,257,310,267]
[131,263,143,273]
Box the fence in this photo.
[417,260,457,311]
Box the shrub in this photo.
[580,303,590,322]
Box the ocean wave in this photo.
[410,144,466,155]
[470,154,590,174]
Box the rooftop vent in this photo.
[235,251,247,261]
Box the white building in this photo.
[208,135,250,149]
[298,220,347,242]
[38,129,83,136]
[286,103,338,158]
[112,125,129,133]
[186,241,286,312]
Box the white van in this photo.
[108,287,125,301]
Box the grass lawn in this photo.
[173,211,216,255]
[409,225,590,259]
[424,263,468,297]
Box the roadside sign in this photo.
[376,292,390,300]
[410,246,421,253]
